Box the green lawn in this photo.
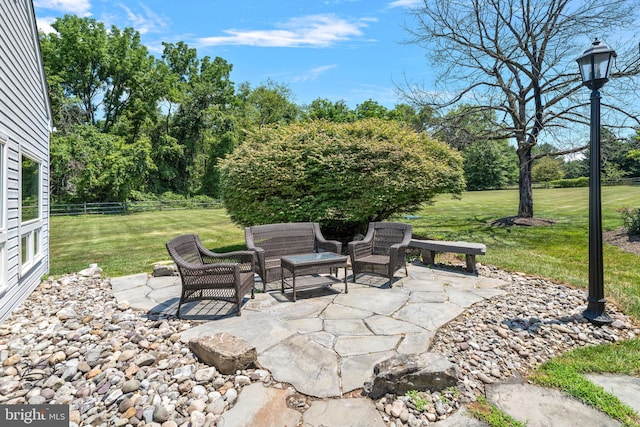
[50,208,246,277]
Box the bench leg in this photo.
[465,254,476,273]
[421,249,437,266]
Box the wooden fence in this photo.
[50,199,223,216]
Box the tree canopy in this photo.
[42,11,640,209]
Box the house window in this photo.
[20,152,43,273]
[21,154,40,222]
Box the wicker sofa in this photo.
[244,222,342,290]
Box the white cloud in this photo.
[387,0,422,8]
[117,3,170,34]
[293,64,338,82]
[33,0,91,16]
[198,14,371,48]
[36,16,57,34]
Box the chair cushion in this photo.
[356,254,390,265]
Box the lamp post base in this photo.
[583,299,613,325]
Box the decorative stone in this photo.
[234,375,251,386]
[153,404,171,423]
[118,350,136,362]
[194,367,217,382]
[366,353,458,399]
[87,368,102,379]
[119,397,134,413]
[78,264,103,278]
[2,354,20,366]
[0,380,21,395]
[224,387,238,404]
[49,351,67,365]
[153,261,177,277]
[188,333,257,375]
[122,407,137,419]
[121,379,140,393]
[391,400,405,417]
[134,354,156,367]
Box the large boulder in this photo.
[365,353,459,399]
[189,333,257,374]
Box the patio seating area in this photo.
[167,222,418,313]
[244,222,342,289]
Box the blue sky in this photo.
[34,0,431,108]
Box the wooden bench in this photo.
[409,239,486,272]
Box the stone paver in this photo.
[333,286,410,315]
[394,301,465,330]
[340,351,395,393]
[584,374,640,413]
[485,381,622,427]
[259,334,341,398]
[303,398,388,427]
[179,310,297,353]
[218,382,301,427]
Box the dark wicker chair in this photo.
[348,222,412,286]
[166,234,255,318]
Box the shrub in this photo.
[619,207,640,235]
[219,119,465,240]
[532,156,564,183]
[548,177,589,188]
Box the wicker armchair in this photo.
[166,234,255,318]
[348,222,412,286]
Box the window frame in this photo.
[19,149,43,275]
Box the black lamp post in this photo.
[576,39,616,325]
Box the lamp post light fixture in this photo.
[576,39,616,325]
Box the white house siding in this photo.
[0,0,52,323]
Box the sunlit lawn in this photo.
[50,208,245,277]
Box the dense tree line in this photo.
[41,14,639,205]
[42,15,446,203]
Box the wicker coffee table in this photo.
[280,252,348,301]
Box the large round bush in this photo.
[219,119,464,239]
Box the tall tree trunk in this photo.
[517,144,534,218]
